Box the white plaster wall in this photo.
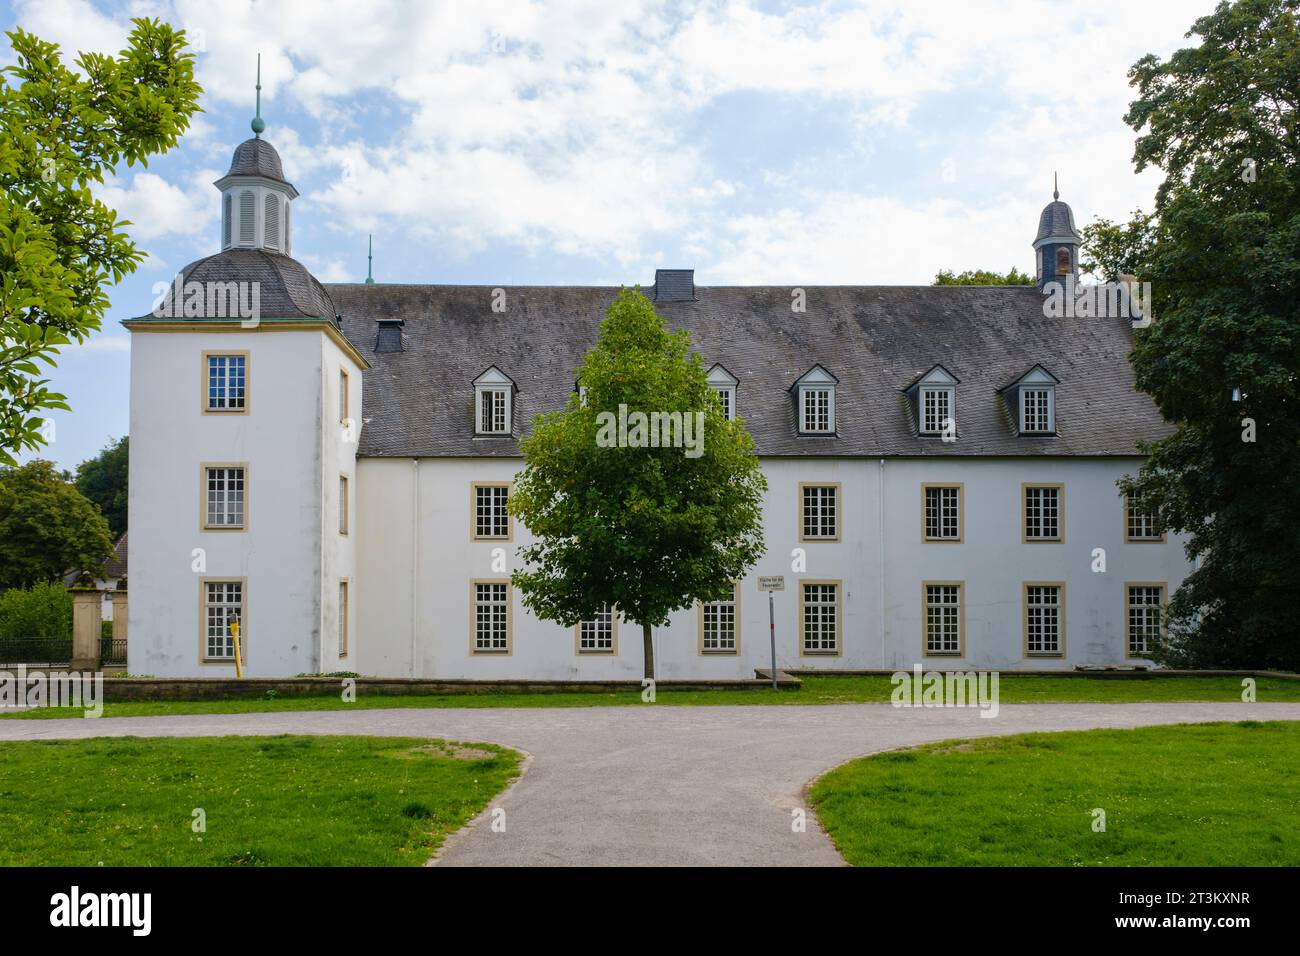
[318,338,364,674]
[878,457,1188,671]
[355,455,1191,678]
[127,330,326,677]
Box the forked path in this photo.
[3,702,1298,866]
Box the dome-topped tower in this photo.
[1033,174,1080,291]
[213,55,298,255]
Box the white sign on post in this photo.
[758,576,785,592]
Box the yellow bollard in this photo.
[230,619,243,678]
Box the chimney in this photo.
[654,269,695,303]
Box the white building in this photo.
[125,122,1190,679]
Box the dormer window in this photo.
[920,386,953,436]
[706,364,738,421]
[904,365,959,438]
[473,366,515,436]
[1001,365,1059,436]
[791,365,838,435]
[1021,387,1052,433]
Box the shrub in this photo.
[0,582,73,642]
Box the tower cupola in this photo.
[1033,174,1080,291]
[213,55,298,255]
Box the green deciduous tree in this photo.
[0,19,201,465]
[75,435,127,537]
[509,288,768,678]
[1114,0,1300,668]
[0,459,113,590]
[1079,212,1156,281]
[931,267,1035,286]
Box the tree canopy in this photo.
[0,459,114,589]
[0,19,201,465]
[509,288,767,678]
[75,435,127,537]
[1111,0,1299,668]
[932,267,1035,286]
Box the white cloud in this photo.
[94,169,219,244]
[7,0,1204,280]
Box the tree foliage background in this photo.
[0,19,200,465]
[0,459,113,590]
[1101,0,1299,668]
[75,435,127,537]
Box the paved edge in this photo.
[427,746,534,866]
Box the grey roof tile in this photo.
[134,250,336,321]
[327,283,1169,459]
[226,138,289,186]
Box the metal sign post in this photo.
[757,576,785,689]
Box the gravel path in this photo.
[3,701,1296,866]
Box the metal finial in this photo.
[1053,172,1059,201]
[365,234,375,284]
[251,54,265,137]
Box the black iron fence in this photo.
[0,637,127,667]
[0,638,73,668]
[100,638,128,667]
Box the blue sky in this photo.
[2,0,1205,471]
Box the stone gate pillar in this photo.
[70,586,102,672]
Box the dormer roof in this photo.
[790,364,838,390]
[903,364,960,391]
[706,363,739,386]
[472,365,515,388]
[1000,364,1059,392]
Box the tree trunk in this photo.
[641,621,655,680]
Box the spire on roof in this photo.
[365,234,375,284]
[1053,171,1059,201]
[251,53,265,138]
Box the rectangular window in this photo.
[801,388,832,433]
[478,387,510,434]
[473,484,511,539]
[473,582,510,653]
[204,466,246,529]
[700,586,738,654]
[800,582,839,654]
[924,583,962,656]
[339,368,349,424]
[1127,584,1164,657]
[713,386,734,421]
[338,581,349,657]
[1021,388,1051,433]
[1125,497,1164,542]
[1023,484,1062,541]
[923,485,962,541]
[203,581,243,661]
[339,475,349,535]
[578,605,615,654]
[205,354,247,412]
[800,484,839,540]
[1025,584,1064,656]
[921,387,951,435]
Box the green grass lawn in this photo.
[1,673,1295,719]
[810,721,1299,866]
[0,735,519,866]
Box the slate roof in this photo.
[328,283,1168,459]
[1036,200,1080,242]
[105,533,128,580]
[225,137,290,186]
[132,250,336,321]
